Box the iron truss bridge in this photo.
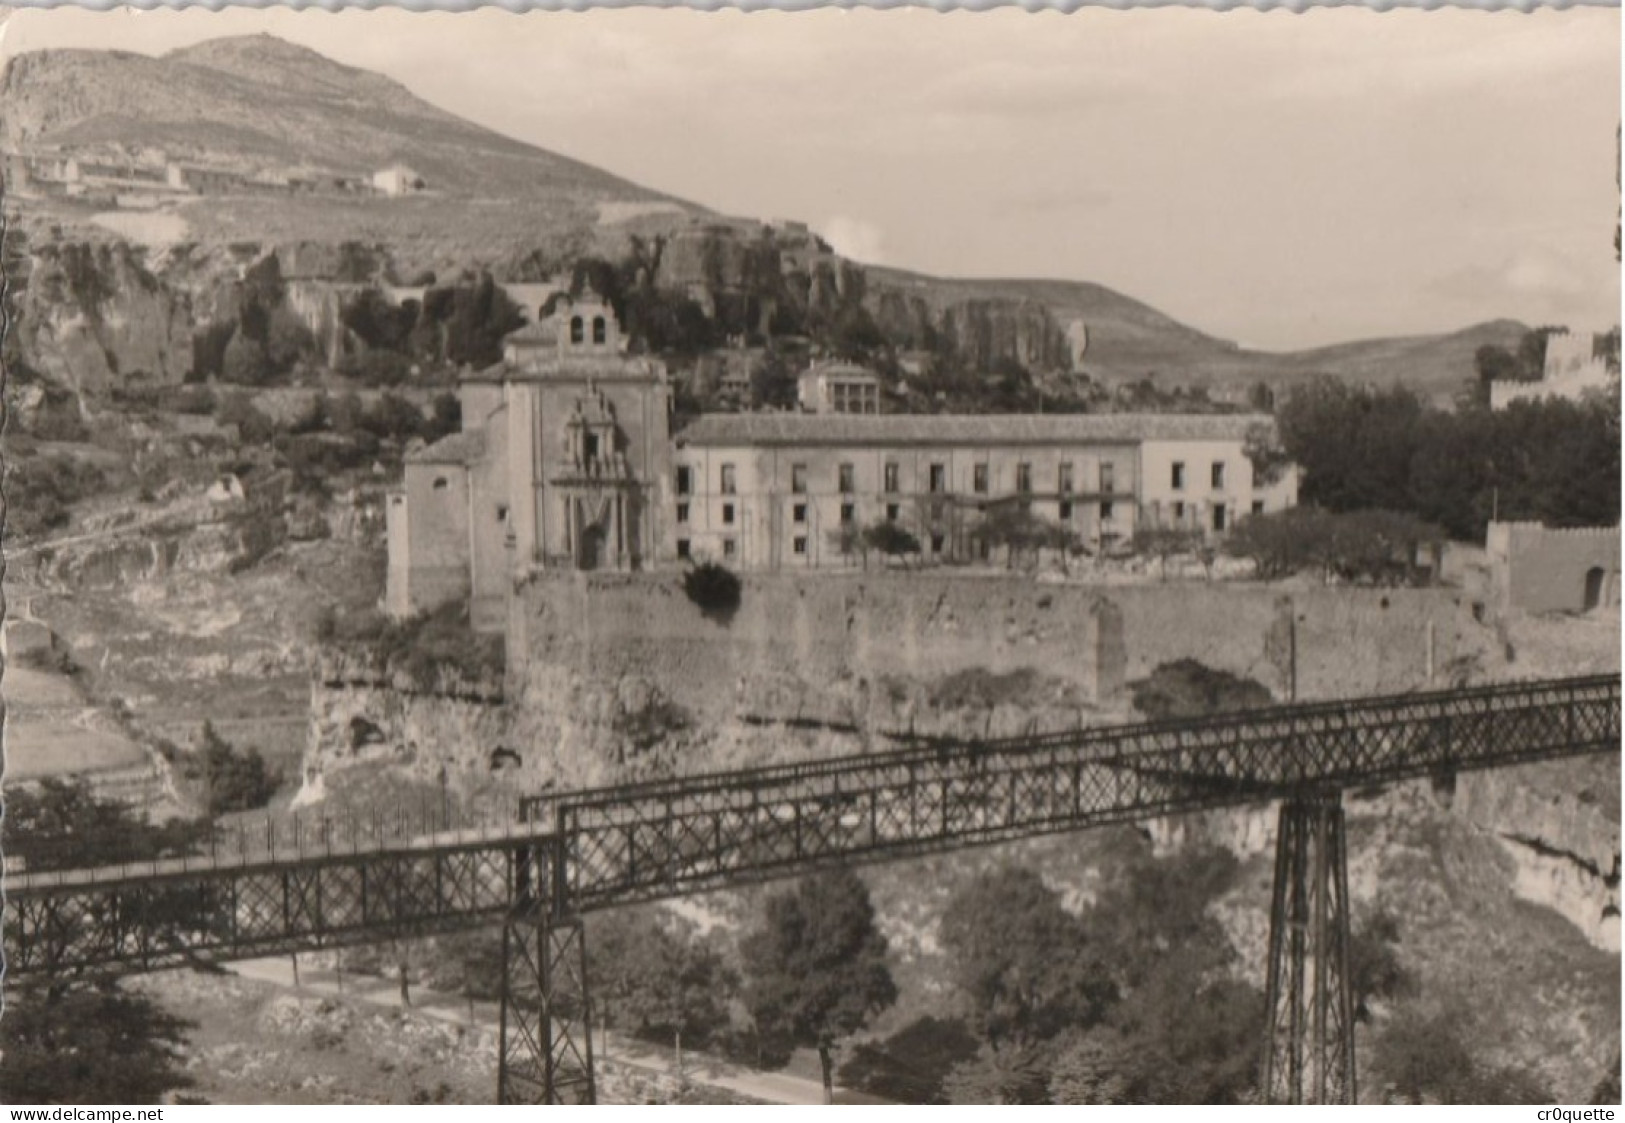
[4,673,1618,1105]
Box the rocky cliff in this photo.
[16,240,194,390]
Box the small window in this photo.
[1211,461,1226,490]
[592,316,607,344]
[722,538,737,559]
[793,503,807,524]
[1058,463,1074,494]
[496,504,509,523]
[886,503,900,522]
[676,466,692,496]
[973,464,989,494]
[570,316,585,344]
[929,463,946,493]
[1059,500,1073,521]
[1212,505,1227,532]
[1100,500,1115,520]
[1172,462,1186,491]
[793,535,808,556]
[840,502,856,525]
[391,495,404,506]
[432,477,449,491]
[838,463,855,493]
[930,532,945,554]
[676,502,690,524]
[1173,501,1186,521]
[1100,463,1116,494]
[884,462,900,493]
[677,538,692,559]
[791,464,808,494]
[723,503,736,525]
[584,432,600,460]
[1252,499,1266,516]
[1016,463,1032,493]
[720,464,736,495]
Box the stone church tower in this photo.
[386,285,671,629]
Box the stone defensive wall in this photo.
[308,573,1496,795]
[1487,521,1621,615]
[508,570,1488,720]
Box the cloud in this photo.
[1426,246,1620,331]
[818,216,887,266]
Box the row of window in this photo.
[1171,461,1227,491]
[674,498,1124,527]
[672,496,1267,533]
[675,460,1127,498]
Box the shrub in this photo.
[215,392,276,446]
[1130,659,1273,722]
[193,721,280,815]
[17,644,80,678]
[1224,507,1444,585]
[863,521,922,561]
[320,601,504,685]
[4,454,107,539]
[683,562,742,623]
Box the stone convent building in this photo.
[386,295,1298,627]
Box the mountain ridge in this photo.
[2,34,1531,399]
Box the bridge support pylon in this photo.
[1261,790,1356,1105]
[497,844,596,1105]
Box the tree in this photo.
[750,353,799,410]
[192,721,280,815]
[1279,377,1427,514]
[0,985,197,1104]
[586,908,733,1070]
[1372,1003,1552,1105]
[837,1016,980,1104]
[862,520,922,566]
[1082,845,1265,1104]
[221,330,273,385]
[938,866,1108,1048]
[1346,907,1412,1022]
[1131,526,1201,581]
[1047,1028,1134,1104]
[1224,507,1444,584]
[0,782,207,1104]
[972,503,1060,570]
[740,867,897,1102]
[1243,421,1290,488]
[942,1041,1052,1105]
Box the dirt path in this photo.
[228,957,892,1106]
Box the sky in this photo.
[1,6,1619,351]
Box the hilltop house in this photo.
[385,296,1298,626]
[1491,329,1620,409]
[797,362,882,415]
[372,163,426,197]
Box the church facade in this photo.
[385,287,672,627]
[385,295,1297,628]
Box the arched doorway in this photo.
[1584,567,1607,611]
[579,522,606,571]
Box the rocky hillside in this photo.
[873,269,1529,400]
[2,36,692,250]
[1,34,1531,403]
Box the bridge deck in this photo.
[5,674,1617,977]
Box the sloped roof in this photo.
[406,429,486,465]
[674,412,1272,448]
[504,319,561,347]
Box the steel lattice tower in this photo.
[1261,791,1357,1104]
